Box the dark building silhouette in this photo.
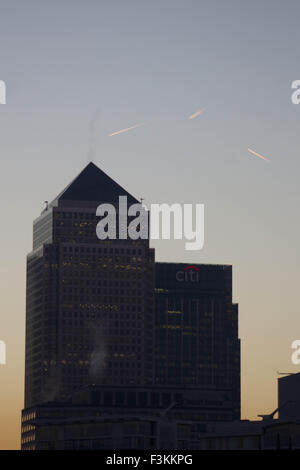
[25,163,155,408]
[278,372,300,420]
[23,162,240,448]
[23,375,300,450]
[21,384,235,450]
[155,263,240,420]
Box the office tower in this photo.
[155,263,240,419]
[23,162,241,450]
[25,163,155,408]
[278,372,300,420]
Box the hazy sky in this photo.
[1,0,300,449]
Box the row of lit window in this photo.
[62,245,143,255]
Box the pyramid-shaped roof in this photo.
[52,162,139,205]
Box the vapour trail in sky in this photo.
[188,108,207,120]
[108,123,144,137]
[248,147,270,162]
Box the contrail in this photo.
[248,147,270,162]
[108,123,144,137]
[188,107,207,120]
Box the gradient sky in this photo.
[1,0,300,449]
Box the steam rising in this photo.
[89,321,107,381]
[88,107,101,162]
[41,368,60,403]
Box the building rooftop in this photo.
[51,162,139,205]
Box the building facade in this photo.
[21,384,234,450]
[278,372,300,420]
[25,163,155,407]
[23,162,240,448]
[155,263,240,420]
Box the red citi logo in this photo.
[176,265,199,282]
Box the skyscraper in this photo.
[155,263,240,420]
[25,163,155,408]
[23,162,240,445]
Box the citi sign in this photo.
[176,265,199,282]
